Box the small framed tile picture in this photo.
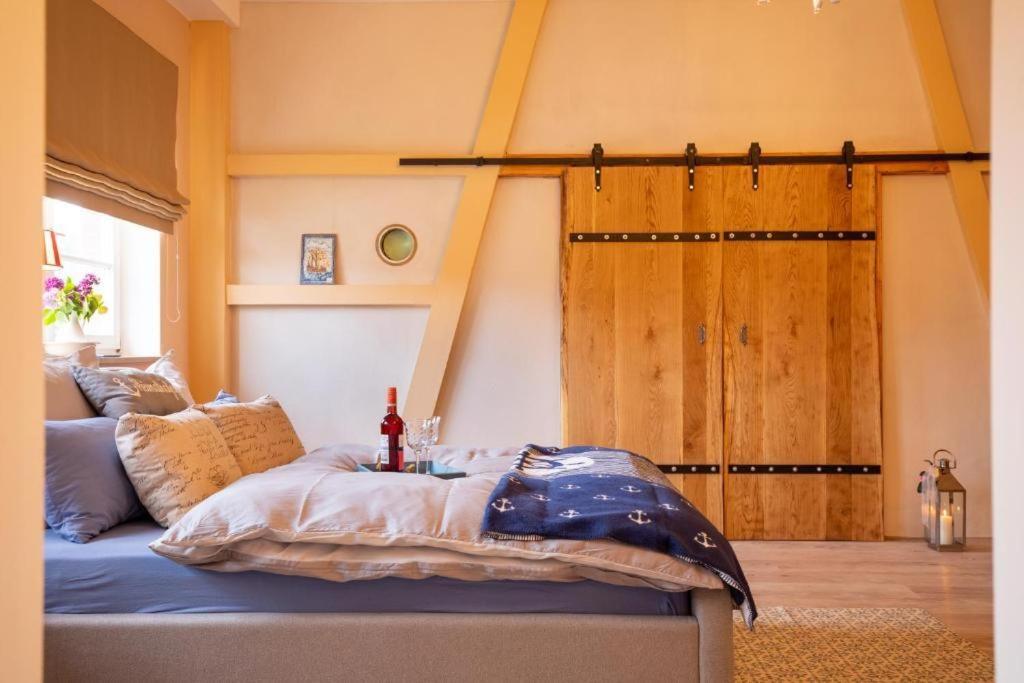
[300,234,336,285]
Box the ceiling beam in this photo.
[404,0,548,419]
[168,0,240,27]
[902,0,990,301]
[187,21,232,401]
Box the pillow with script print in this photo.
[115,408,243,527]
[72,365,188,419]
[196,395,305,475]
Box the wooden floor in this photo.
[732,537,993,653]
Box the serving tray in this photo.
[356,460,466,479]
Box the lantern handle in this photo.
[932,448,956,469]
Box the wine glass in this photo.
[407,416,440,474]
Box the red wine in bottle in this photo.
[378,386,405,472]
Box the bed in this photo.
[45,521,696,616]
[44,446,736,682]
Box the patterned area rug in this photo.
[734,607,993,682]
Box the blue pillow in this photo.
[44,417,144,543]
[212,389,239,404]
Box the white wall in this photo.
[991,0,1023,676]
[510,0,934,153]
[881,175,990,538]
[232,175,463,447]
[234,177,460,286]
[236,306,428,450]
[230,0,991,536]
[436,178,562,447]
[231,0,510,153]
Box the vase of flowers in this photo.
[42,274,108,354]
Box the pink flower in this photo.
[76,273,100,296]
[44,276,63,291]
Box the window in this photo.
[43,198,162,357]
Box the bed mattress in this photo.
[45,521,691,615]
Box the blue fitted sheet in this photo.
[45,521,690,615]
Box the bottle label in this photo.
[378,435,389,465]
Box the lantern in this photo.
[926,450,966,551]
[918,464,936,541]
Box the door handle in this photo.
[739,324,749,346]
[697,323,706,346]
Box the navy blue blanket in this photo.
[482,445,756,627]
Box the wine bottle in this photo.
[378,386,405,472]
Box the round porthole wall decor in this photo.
[375,224,417,266]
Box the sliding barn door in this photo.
[562,166,724,528]
[722,165,882,540]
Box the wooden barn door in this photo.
[721,165,882,540]
[561,163,881,540]
[562,166,724,528]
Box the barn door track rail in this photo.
[399,140,989,191]
[569,230,878,244]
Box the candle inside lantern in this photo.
[940,509,954,545]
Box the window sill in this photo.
[98,355,159,369]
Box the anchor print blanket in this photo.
[152,444,725,600]
[482,445,757,627]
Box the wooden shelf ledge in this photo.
[226,284,435,307]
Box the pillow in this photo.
[72,365,188,419]
[115,409,243,527]
[196,395,305,475]
[45,417,144,543]
[212,389,239,404]
[146,350,194,405]
[44,346,99,420]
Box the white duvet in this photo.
[151,444,723,593]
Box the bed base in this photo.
[45,588,732,683]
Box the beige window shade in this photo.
[46,0,188,233]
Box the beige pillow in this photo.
[196,395,305,475]
[115,409,243,527]
[44,345,99,420]
[146,350,194,405]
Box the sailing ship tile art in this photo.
[300,234,336,285]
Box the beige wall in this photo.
[991,0,1023,675]
[435,177,562,446]
[0,0,44,678]
[229,0,991,536]
[94,0,191,370]
[512,0,933,152]
[881,174,990,538]
[232,175,458,443]
[231,0,509,153]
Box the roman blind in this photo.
[46,0,188,233]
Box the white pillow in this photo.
[44,345,99,420]
[146,350,195,405]
[115,408,243,527]
[196,395,306,475]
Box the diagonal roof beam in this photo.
[404,0,548,419]
[902,0,990,301]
